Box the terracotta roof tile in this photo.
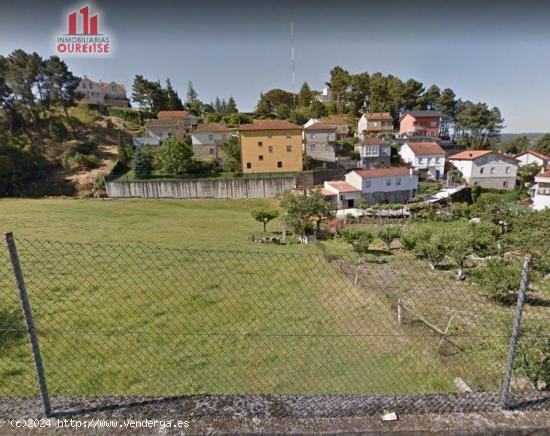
[304,122,338,131]
[364,112,392,121]
[145,118,179,127]
[405,141,445,155]
[325,181,361,193]
[352,167,411,178]
[157,110,190,119]
[448,150,495,160]
[538,168,550,177]
[238,119,302,131]
[515,150,550,161]
[193,123,234,133]
[400,110,442,120]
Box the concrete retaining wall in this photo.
[106,177,296,199]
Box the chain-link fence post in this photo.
[499,255,531,410]
[4,232,52,416]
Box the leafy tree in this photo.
[222,156,241,173]
[261,88,296,109]
[502,135,529,155]
[289,109,309,125]
[349,71,370,115]
[447,235,472,280]
[419,84,441,110]
[255,92,272,118]
[302,154,313,170]
[534,134,550,156]
[415,234,450,269]
[155,136,193,176]
[518,163,542,186]
[222,136,241,165]
[280,189,335,237]
[308,100,328,118]
[133,147,152,179]
[131,75,167,113]
[326,66,351,113]
[402,79,425,111]
[251,208,280,232]
[377,226,402,251]
[308,189,336,232]
[276,103,290,119]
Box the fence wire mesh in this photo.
[0,237,548,412]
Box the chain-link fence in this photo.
[1,234,548,415]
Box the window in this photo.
[386,179,391,186]
[268,133,272,138]
[209,148,214,155]
[246,162,251,169]
[277,161,283,168]
[268,145,273,153]
[490,167,495,174]
[506,167,511,174]
[480,168,485,174]
[286,145,292,152]
[258,155,264,161]
[431,121,437,127]
[310,144,315,150]
[365,146,378,157]
[480,157,487,164]
[427,157,432,164]
[286,133,292,139]
[396,178,401,186]
[309,133,315,138]
[258,141,263,147]
[208,134,214,141]
[503,181,508,188]
[435,157,441,164]
[418,157,424,164]
[365,181,371,188]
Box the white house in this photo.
[515,150,550,170]
[133,132,160,148]
[399,141,446,180]
[344,167,418,204]
[533,168,550,210]
[190,123,235,163]
[76,76,129,107]
[448,150,518,190]
[315,87,331,103]
[321,181,362,209]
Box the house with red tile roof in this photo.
[76,76,129,107]
[357,112,394,138]
[321,167,418,206]
[399,141,446,180]
[448,150,518,190]
[321,181,362,209]
[303,122,338,162]
[515,150,550,170]
[399,111,441,138]
[190,123,236,164]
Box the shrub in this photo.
[48,118,69,143]
[0,144,47,196]
[472,259,523,304]
[60,151,98,170]
[450,202,471,220]
[377,226,402,251]
[400,227,432,251]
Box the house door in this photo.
[435,170,440,180]
[347,199,355,208]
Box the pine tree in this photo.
[165,78,183,110]
[133,147,152,179]
[298,82,313,107]
[214,96,222,114]
[186,81,198,103]
[226,96,238,114]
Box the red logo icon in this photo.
[68,6,99,35]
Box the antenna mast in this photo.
[291,21,296,101]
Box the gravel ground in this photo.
[1,394,548,434]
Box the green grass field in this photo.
[0,199,532,398]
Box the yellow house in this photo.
[239,120,303,173]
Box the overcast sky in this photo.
[1,0,549,132]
